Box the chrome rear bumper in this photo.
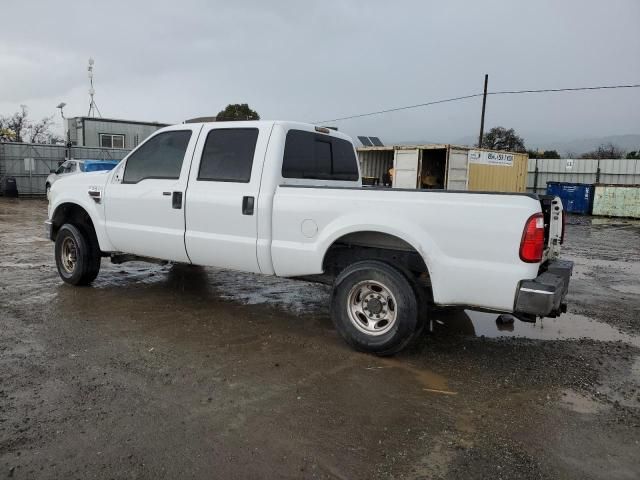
[514,260,573,318]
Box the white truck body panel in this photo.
[103,124,202,263]
[46,170,115,252]
[184,122,273,273]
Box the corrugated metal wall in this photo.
[467,152,528,193]
[527,158,640,194]
[358,149,394,180]
[599,159,640,184]
[0,142,129,196]
[81,119,164,149]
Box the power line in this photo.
[315,93,484,124]
[314,83,640,124]
[488,84,640,96]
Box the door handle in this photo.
[172,191,183,209]
[242,196,254,215]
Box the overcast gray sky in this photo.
[1,0,639,146]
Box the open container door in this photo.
[392,148,420,189]
[446,147,470,190]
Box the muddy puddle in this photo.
[559,389,610,414]
[369,357,457,395]
[82,261,640,349]
[433,309,640,348]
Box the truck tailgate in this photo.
[538,194,564,261]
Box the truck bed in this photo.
[270,185,546,313]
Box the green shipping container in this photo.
[592,184,640,219]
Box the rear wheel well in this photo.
[322,231,432,298]
[51,203,100,253]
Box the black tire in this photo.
[54,223,101,286]
[331,260,422,356]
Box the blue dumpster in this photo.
[546,182,595,215]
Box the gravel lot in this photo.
[1,198,639,479]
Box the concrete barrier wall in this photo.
[592,185,640,219]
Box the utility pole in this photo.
[478,74,488,148]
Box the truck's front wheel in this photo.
[331,260,421,355]
[54,224,101,286]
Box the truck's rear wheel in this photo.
[331,260,421,355]
[54,223,101,285]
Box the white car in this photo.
[45,121,572,355]
[46,159,119,199]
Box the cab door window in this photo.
[197,128,259,183]
[282,129,359,181]
[123,130,192,184]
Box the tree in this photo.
[479,126,526,152]
[0,105,29,142]
[527,149,560,159]
[625,150,640,159]
[215,103,260,121]
[0,105,62,144]
[580,142,625,159]
[542,150,560,159]
[27,116,58,143]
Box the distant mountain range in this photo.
[393,134,640,156]
[534,135,640,156]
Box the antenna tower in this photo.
[87,58,102,117]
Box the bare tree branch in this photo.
[0,106,61,144]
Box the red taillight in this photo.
[520,213,545,263]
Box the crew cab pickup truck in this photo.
[46,121,573,355]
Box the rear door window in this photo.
[123,130,192,183]
[282,130,358,181]
[197,128,259,183]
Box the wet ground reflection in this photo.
[79,262,640,348]
[432,309,640,347]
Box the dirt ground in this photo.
[1,198,639,479]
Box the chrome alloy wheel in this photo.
[60,236,78,274]
[346,280,398,336]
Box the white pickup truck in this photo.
[46,121,573,355]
